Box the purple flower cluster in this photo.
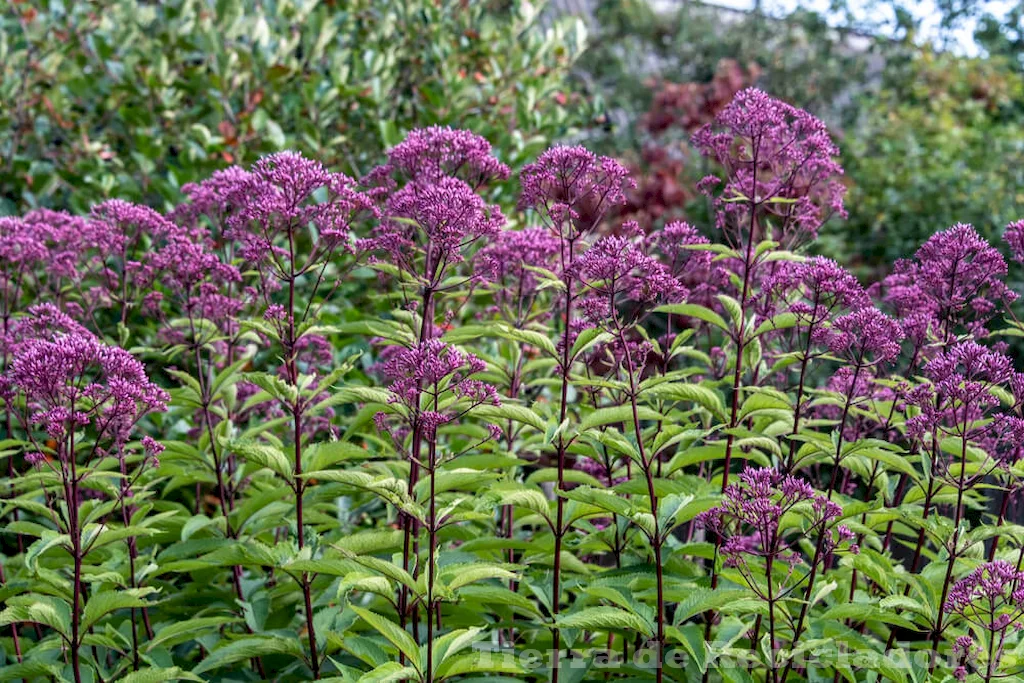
[572,224,688,329]
[693,88,846,244]
[518,145,634,238]
[374,339,500,444]
[944,561,1024,633]
[1004,220,1024,264]
[761,257,868,327]
[375,178,505,283]
[4,321,167,450]
[907,342,1024,450]
[695,467,851,589]
[883,224,1014,344]
[645,221,729,309]
[379,125,511,188]
[475,227,562,324]
[361,129,507,296]
[224,152,375,270]
[825,307,904,365]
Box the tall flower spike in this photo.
[8,331,168,448]
[375,339,500,445]
[226,151,376,269]
[762,257,869,322]
[645,221,728,309]
[518,145,634,238]
[693,88,846,245]
[365,177,506,289]
[945,561,1024,633]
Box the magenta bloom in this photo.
[475,227,561,324]
[573,224,688,329]
[825,307,904,365]
[226,151,375,268]
[945,561,1024,631]
[381,126,510,188]
[1005,219,1024,263]
[365,177,506,288]
[887,224,1013,343]
[375,339,500,447]
[518,145,634,237]
[645,221,728,309]
[6,330,168,448]
[762,257,868,322]
[693,88,846,244]
[906,342,1024,481]
[695,467,850,597]
[173,166,255,237]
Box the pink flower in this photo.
[518,145,633,237]
[693,88,845,244]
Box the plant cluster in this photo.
[3,89,1024,683]
[0,0,590,214]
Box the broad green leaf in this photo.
[351,606,421,667]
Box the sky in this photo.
[704,0,1018,53]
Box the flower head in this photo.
[825,307,903,365]
[645,221,729,309]
[890,224,1014,343]
[381,126,510,187]
[375,340,500,447]
[944,561,1024,633]
[7,330,168,449]
[475,227,561,323]
[366,177,505,287]
[693,88,846,244]
[519,146,634,237]
[573,224,688,329]
[695,467,847,597]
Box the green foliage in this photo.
[834,48,1024,269]
[0,0,591,214]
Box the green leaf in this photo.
[231,439,293,478]
[147,617,239,652]
[121,667,204,683]
[495,323,558,357]
[0,595,71,638]
[82,588,158,633]
[242,371,298,404]
[191,636,307,674]
[580,405,664,431]
[654,303,729,331]
[351,606,421,667]
[434,651,527,679]
[556,606,653,636]
[470,403,546,432]
[644,383,726,420]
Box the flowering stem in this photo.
[552,244,577,683]
[988,485,1012,562]
[931,434,971,667]
[66,429,83,683]
[781,359,862,683]
[285,236,319,679]
[401,284,435,635]
[618,326,664,681]
[787,306,819,471]
[426,438,438,683]
[722,227,757,493]
[766,553,778,683]
[704,214,759,677]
